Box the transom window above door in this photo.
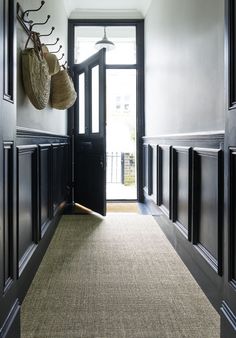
[74,26,136,65]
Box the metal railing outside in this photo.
[106,152,122,183]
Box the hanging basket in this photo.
[21,32,51,110]
[50,69,77,110]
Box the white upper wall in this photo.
[144,0,225,136]
[64,0,152,18]
[17,0,69,135]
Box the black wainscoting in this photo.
[16,128,70,302]
[172,146,192,240]
[192,148,223,276]
[221,1,236,335]
[143,132,224,311]
[3,142,14,293]
[17,145,38,277]
[229,148,236,284]
[39,144,52,237]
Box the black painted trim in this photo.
[143,131,224,145]
[0,300,20,338]
[38,144,53,238]
[221,301,236,331]
[156,145,162,206]
[17,207,64,303]
[172,146,192,241]
[192,147,223,276]
[3,0,15,103]
[158,144,171,218]
[68,19,145,202]
[227,0,236,109]
[3,142,14,294]
[147,144,153,195]
[16,127,70,140]
[149,202,223,311]
[229,147,236,285]
[16,145,38,277]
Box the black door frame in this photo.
[68,19,145,202]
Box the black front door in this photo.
[73,49,106,216]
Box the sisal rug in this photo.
[21,214,220,338]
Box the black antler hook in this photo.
[58,53,65,61]
[23,1,45,23]
[44,38,59,46]
[50,45,62,54]
[39,27,55,37]
[30,15,50,30]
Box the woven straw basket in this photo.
[50,69,77,110]
[44,53,60,76]
[21,48,51,110]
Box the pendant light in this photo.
[95,27,115,51]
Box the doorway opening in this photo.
[74,25,137,201]
[106,69,137,200]
[69,19,144,214]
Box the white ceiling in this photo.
[63,0,152,18]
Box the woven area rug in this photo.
[21,214,220,338]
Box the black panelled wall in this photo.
[0,127,70,337]
[143,133,224,310]
[0,0,70,336]
[16,129,70,302]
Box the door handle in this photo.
[100,160,104,168]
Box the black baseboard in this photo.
[0,300,20,338]
[18,205,65,303]
[145,196,223,312]
[221,301,236,338]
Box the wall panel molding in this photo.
[39,144,52,238]
[229,147,236,287]
[147,144,153,195]
[158,145,171,218]
[143,132,224,310]
[16,127,70,140]
[3,142,14,293]
[143,131,224,147]
[156,145,162,206]
[15,134,69,304]
[3,0,15,102]
[172,146,192,240]
[17,145,38,277]
[192,148,223,275]
[227,0,236,109]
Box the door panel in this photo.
[221,0,236,337]
[73,49,106,216]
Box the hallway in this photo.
[0,0,235,337]
[21,214,219,338]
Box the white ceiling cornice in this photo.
[69,9,143,19]
[64,0,152,18]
